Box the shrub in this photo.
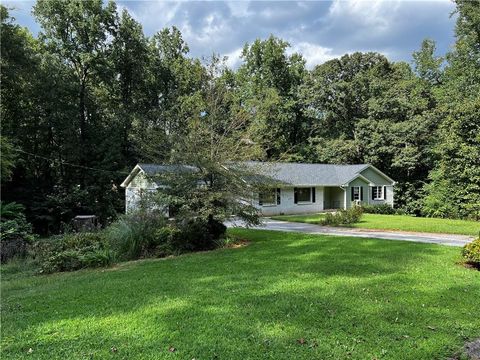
[171,217,227,252]
[362,204,396,215]
[33,232,112,273]
[105,211,167,260]
[322,206,364,226]
[0,202,36,262]
[462,238,480,269]
[105,212,227,260]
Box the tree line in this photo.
[1,0,479,234]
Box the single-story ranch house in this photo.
[121,162,395,216]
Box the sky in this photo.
[5,0,457,69]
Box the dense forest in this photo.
[1,0,479,235]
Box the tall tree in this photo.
[412,39,444,85]
[33,0,117,181]
[237,36,309,158]
[423,0,480,219]
[303,52,392,139]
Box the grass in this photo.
[270,213,480,236]
[1,229,479,359]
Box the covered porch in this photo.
[323,186,345,210]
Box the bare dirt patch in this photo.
[449,339,480,360]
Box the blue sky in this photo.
[5,0,457,68]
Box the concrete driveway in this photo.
[226,218,474,247]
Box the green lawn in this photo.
[2,229,479,359]
[271,213,480,236]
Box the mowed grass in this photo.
[271,213,480,236]
[2,229,479,360]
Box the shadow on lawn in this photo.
[2,230,479,359]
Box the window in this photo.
[259,188,280,206]
[294,187,312,203]
[372,186,384,200]
[352,186,360,201]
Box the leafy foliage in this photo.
[361,204,398,215]
[462,237,480,268]
[321,206,364,226]
[422,0,480,220]
[0,202,35,262]
[32,232,112,273]
[106,210,227,262]
[1,0,480,237]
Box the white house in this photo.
[120,162,395,216]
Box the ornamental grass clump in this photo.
[105,211,167,261]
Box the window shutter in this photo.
[360,186,363,201]
[258,193,263,206]
[351,187,354,201]
[383,186,387,200]
[294,188,298,204]
[371,187,375,200]
[312,187,316,203]
[277,188,281,205]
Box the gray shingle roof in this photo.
[138,163,196,175]
[240,161,369,186]
[136,162,370,186]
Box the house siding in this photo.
[348,168,394,208]
[345,177,370,209]
[360,167,391,185]
[125,171,157,213]
[255,186,324,216]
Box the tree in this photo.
[109,9,150,163]
[303,52,392,139]
[150,56,263,235]
[423,0,480,219]
[237,36,310,158]
[412,39,444,85]
[33,0,117,181]
[0,137,17,183]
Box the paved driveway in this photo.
[226,218,474,247]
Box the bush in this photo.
[33,232,112,273]
[171,217,227,252]
[105,212,227,260]
[322,206,364,226]
[361,204,396,215]
[1,202,36,262]
[462,238,480,269]
[105,211,167,260]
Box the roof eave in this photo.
[343,164,395,185]
[120,164,142,188]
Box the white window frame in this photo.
[372,186,383,200]
[352,186,360,201]
[259,188,277,207]
[296,187,312,204]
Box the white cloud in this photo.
[327,0,400,37]
[127,1,182,33]
[7,0,457,68]
[289,42,341,69]
[224,47,243,69]
[226,1,252,18]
